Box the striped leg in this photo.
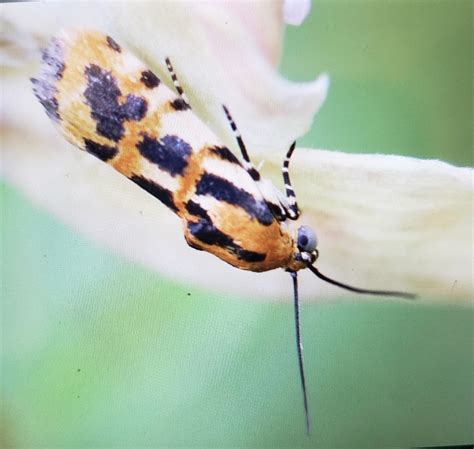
[165,57,190,109]
[222,105,261,182]
[282,142,300,220]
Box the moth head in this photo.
[290,225,416,300]
[288,225,319,271]
[296,225,317,254]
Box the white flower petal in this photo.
[0,16,42,68]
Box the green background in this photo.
[2,1,473,447]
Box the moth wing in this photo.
[255,176,293,221]
[32,29,221,215]
[181,143,286,263]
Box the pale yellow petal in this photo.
[260,149,473,302]
[105,2,328,154]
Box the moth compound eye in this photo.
[297,225,317,252]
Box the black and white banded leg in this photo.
[165,57,190,109]
[282,142,300,220]
[222,105,261,182]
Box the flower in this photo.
[1,1,471,303]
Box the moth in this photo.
[32,29,415,435]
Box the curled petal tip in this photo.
[283,0,312,26]
[314,72,330,101]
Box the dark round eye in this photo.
[297,225,317,252]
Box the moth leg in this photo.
[282,142,300,220]
[165,57,191,109]
[222,105,261,182]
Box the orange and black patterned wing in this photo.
[32,29,221,215]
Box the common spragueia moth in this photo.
[32,29,416,436]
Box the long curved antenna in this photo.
[290,271,311,436]
[306,264,416,299]
[165,57,190,109]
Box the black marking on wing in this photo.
[235,247,267,262]
[196,173,274,226]
[137,134,192,177]
[185,200,211,220]
[170,98,190,111]
[188,219,230,247]
[140,70,160,88]
[106,36,121,52]
[210,146,242,166]
[236,247,267,263]
[121,95,147,120]
[129,175,178,212]
[188,219,266,263]
[31,37,65,122]
[84,139,118,161]
[247,167,261,181]
[266,201,287,222]
[84,64,148,142]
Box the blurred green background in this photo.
[2,1,473,448]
